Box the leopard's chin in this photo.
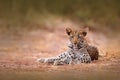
[72,45,79,50]
[73,48,79,51]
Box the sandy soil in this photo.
[0,20,119,80]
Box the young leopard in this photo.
[67,27,99,61]
[37,28,99,65]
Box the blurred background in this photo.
[0,0,120,80]
[0,0,120,35]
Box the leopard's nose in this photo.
[73,41,77,45]
[73,37,78,44]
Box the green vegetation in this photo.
[0,0,120,32]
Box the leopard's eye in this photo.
[81,40,84,43]
[70,35,74,38]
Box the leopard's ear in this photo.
[66,27,72,35]
[82,31,87,37]
[80,25,88,37]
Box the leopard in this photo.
[67,28,99,61]
[37,27,99,65]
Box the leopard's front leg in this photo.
[53,51,73,65]
[73,48,91,64]
[37,50,74,65]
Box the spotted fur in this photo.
[66,27,99,61]
[37,27,99,65]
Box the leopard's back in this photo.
[86,45,99,60]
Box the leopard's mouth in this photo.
[68,42,82,50]
[72,44,82,50]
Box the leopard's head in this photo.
[66,27,87,50]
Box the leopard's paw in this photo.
[37,58,45,63]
